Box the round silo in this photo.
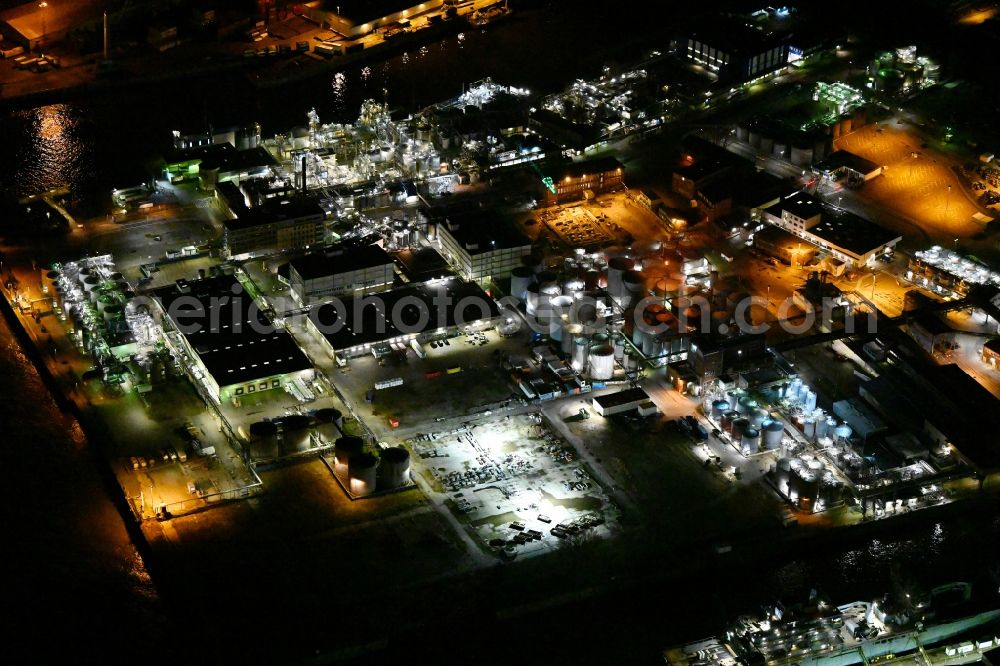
[773,141,788,159]
[804,390,817,411]
[736,125,749,141]
[103,303,123,322]
[737,396,757,415]
[549,296,574,342]
[563,324,583,355]
[377,447,411,490]
[96,292,116,315]
[572,337,590,373]
[763,419,784,449]
[348,452,378,497]
[588,344,615,381]
[510,266,534,302]
[790,143,814,167]
[815,415,832,440]
[314,408,343,443]
[82,275,100,295]
[248,421,280,461]
[833,422,853,442]
[760,135,774,155]
[623,350,639,370]
[525,283,542,317]
[280,414,313,454]
[721,410,740,433]
[335,436,365,478]
[41,269,61,294]
[803,417,816,441]
[732,418,749,441]
[748,128,761,148]
[742,427,761,454]
[711,399,731,419]
[796,469,819,509]
[749,408,768,428]
[621,270,645,308]
[607,257,630,303]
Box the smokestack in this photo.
[300,155,307,192]
[103,12,108,60]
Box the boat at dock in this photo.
[467,1,513,27]
[663,582,1000,665]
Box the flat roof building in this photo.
[288,244,395,305]
[434,210,533,283]
[542,156,624,205]
[681,19,790,84]
[593,387,651,417]
[223,196,327,259]
[762,191,901,268]
[154,276,313,402]
[302,0,445,36]
[309,277,500,358]
[814,150,883,182]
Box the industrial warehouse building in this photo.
[592,387,652,417]
[813,149,883,183]
[680,18,790,84]
[433,210,533,283]
[288,244,395,304]
[762,191,901,268]
[222,195,327,259]
[301,0,444,36]
[308,277,500,358]
[542,157,624,206]
[154,276,314,402]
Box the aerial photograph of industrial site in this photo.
[3,0,1000,663]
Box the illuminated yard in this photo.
[835,125,987,239]
[407,412,620,559]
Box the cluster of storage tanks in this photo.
[772,453,846,512]
[734,106,868,167]
[246,408,344,461]
[44,262,133,357]
[705,391,785,455]
[333,436,411,497]
[512,243,730,378]
[867,47,939,96]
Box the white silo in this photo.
[804,390,817,411]
[510,267,534,302]
[742,427,761,454]
[571,337,590,373]
[606,257,630,303]
[349,452,378,497]
[711,399,731,419]
[334,436,364,479]
[763,419,784,449]
[588,344,614,381]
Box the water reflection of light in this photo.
[15,103,88,196]
[401,51,410,65]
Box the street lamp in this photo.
[38,1,47,51]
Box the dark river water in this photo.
[1,0,999,659]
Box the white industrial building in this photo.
[434,211,533,283]
[288,244,395,305]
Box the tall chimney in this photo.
[300,155,307,192]
[103,12,109,61]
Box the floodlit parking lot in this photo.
[407,412,620,559]
[835,124,986,240]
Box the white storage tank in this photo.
[742,426,761,454]
[749,408,768,428]
[571,337,590,373]
[833,422,853,441]
[377,446,411,490]
[732,418,749,441]
[588,344,615,381]
[607,257,631,303]
[563,323,583,355]
[103,303,123,322]
[41,269,61,294]
[621,270,645,308]
[510,266,534,302]
[348,452,378,497]
[711,399,730,419]
[763,419,784,449]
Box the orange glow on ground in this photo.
[836,125,987,240]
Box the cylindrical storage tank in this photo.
[736,125,749,141]
[247,421,280,461]
[96,292,116,314]
[737,396,757,415]
[314,408,343,443]
[563,275,586,298]
[348,452,378,497]
[378,446,411,490]
[804,390,817,411]
[790,144,814,167]
[612,333,625,361]
[83,275,100,294]
[814,415,830,439]
[537,284,561,325]
[748,128,761,147]
[721,410,739,433]
[797,470,819,508]
[280,415,312,454]
[749,408,768,428]
[571,337,590,373]
[335,436,365,478]
[588,345,614,381]
[103,303,123,322]
[510,266,534,302]
[621,270,645,307]
[584,269,602,290]
[42,269,61,294]
[803,417,816,441]
[732,418,749,441]
[537,270,559,289]
[773,141,788,159]
[760,135,774,154]
[623,350,639,370]
[833,423,853,441]
[525,283,541,317]
[742,427,761,453]
[563,323,583,355]
[548,296,573,341]
[652,277,681,302]
[607,257,630,302]
[522,255,544,274]
[711,399,731,419]
[763,419,784,449]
